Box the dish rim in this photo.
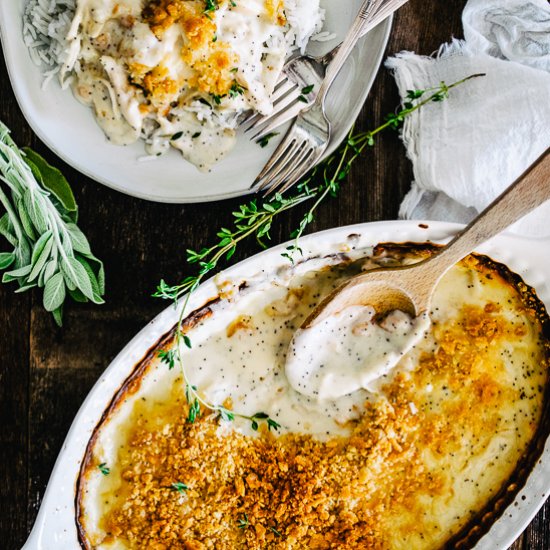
[0,3,392,203]
[21,219,550,550]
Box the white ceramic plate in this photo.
[22,220,550,549]
[0,3,391,203]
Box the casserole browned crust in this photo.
[75,243,550,549]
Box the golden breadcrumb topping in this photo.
[140,0,240,97]
[94,282,546,549]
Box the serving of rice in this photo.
[23,0,328,171]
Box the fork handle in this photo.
[321,0,412,67]
[316,0,383,102]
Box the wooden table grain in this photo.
[1,1,548,549]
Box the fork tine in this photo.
[268,149,320,196]
[261,145,315,196]
[244,85,301,133]
[250,100,304,141]
[239,76,295,127]
[245,88,303,135]
[254,140,304,191]
[270,78,298,103]
[250,133,299,188]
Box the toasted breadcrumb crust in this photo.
[77,250,549,549]
[139,0,283,98]
[96,300,545,548]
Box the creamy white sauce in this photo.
[60,0,325,170]
[286,307,430,400]
[179,281,372,438]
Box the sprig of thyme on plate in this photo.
[155,74,484,430]
[0,122,105,325]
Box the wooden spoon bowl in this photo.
[303,148,550,329]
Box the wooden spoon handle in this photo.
[428,148,550,275]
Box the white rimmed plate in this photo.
[22,220,550,549]
[0,2,391,203]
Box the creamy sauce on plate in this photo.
[59,0,325,170]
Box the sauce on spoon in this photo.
[286,306,429,399]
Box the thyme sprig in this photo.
[155,74,484,431]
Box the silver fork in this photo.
[244,0,409,141]
[251,0,384,195]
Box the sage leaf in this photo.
[43,272,66,312]
[0,213,18,246]
[75,258,101,302]
[0,252,15,270]
[52,306,63,327]
[17,198,36,240]
[97,262,105,295]
[31,230,53,265]
[4,264,32,279]
[62,255,95,301]
[23,148,78,214]
[14,237,31,269]
[29,232,54,282]
[66,223,91,255]
[43,260,57,284]
[68,288,88,303]
[2,273,23,284]
[15,283,37,293]
[23,189,49,234]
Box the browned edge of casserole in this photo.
[74,241,550,550]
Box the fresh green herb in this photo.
[199,98,212,108]
[211,94,224,105]
[212,34,218,42]
[187,396,201,423]
[229,81,247,98]
[98,463,110,476]
[203,0,218,17]
[0,122,105,326]
[210,81,246,106]
[257,132,279,148]
[267,418,281,431]
[297,85,314,103]
[159,349,177,370]
[154,74,484,432]
[170,482,189,494]
[270,526,282,536]
[230,67,239,73]
[237,513,249,529]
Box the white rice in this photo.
[22,0,330,165]
[23,0,328,77]
[23,0,75,87]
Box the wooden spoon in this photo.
[302,148,550,329]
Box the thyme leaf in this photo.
[170,482,189,494]
[237,513,249,529]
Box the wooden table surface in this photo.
[1,1,548,549]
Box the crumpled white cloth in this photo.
[385,0,550,237]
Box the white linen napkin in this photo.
[385,0,550,238]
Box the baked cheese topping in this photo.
[77,247,549,549]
